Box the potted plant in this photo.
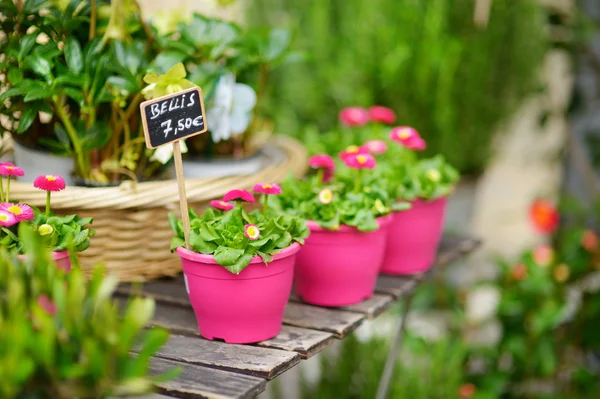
[378,126,459,274]
[0,224,177,399]
[169,186,309,344]
[0,163,94,271]
[273,150,402,307]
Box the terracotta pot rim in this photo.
[175,242,300,265]
[306,214,393,233]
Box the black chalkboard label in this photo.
[140,87,208,149]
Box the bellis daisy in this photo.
[389,126,426,150]
[339,107,369,127]
[253,183,282,195]
[0,210,17,227]
[0,202,34,222]
[209,200,234,211]
[361,140,388,155]
[223,189,255,204]
[34,174,66,216]
[339,145,367,161]
[344,153,376,169]
[244,224,260,240]
[318,188,334,204]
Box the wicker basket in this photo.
[9,136,308,282]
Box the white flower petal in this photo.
[232,83,257,112]
[229,111,252,134]
[465,285,500,324]
[150,145,174,164]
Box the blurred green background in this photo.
[246,0,548,175]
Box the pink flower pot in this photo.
[380,197,447,275]
[18,251,71,272]
[294,215,392,307]
[176,243,300,344]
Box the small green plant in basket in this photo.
[0,163,93,259]
[0,224,178,399]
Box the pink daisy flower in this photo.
[318,188,334,204]
[389,126,426,150]
[253,183,282,195]
[0,210,17,227]
[361,140,388,155]
[309,154,335,171]
[344,153,376,169]
[38,294,57,316]
[368,106,396,125]
[339,145,368,161]
[339,107,369,127]
[244,224,260,240]
[0,163,24,176]
[33,175,66,192]
[0,202,34,222]
[223,189,255,204]
[209,200,234,211]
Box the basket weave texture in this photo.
[10,136,307,282]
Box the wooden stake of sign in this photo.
[173,141,191,250]
[139,86,208,251]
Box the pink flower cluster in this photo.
[389,126,426,151]
[339,106,397,127]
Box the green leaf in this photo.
[213,246,244,267]
[189,231,218,254]
[24,54,53,79]
[24,86,56,102]
[17,106,38,134]
[62,87,85,104]
[107,76,139,93]
[170,237,185,252]
[265,29,291,61]
[18,35,37,61]
[64,37,83,75]
[7,69,23,85]
[223,253,254,274]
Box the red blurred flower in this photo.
[389,126,426,150]
[339,145,367,161]
[529,198,559,234]
[582,230,598,252]
[244,224,260,240]
[344,153,376,169]
[458,383,476,399]
[339,107,369,127]
[33,175,66,192]
[209,200,234,211]
[511,263,527,280]
[532,244,554,267]
[0,163,24,176]
[309,154,335,170]
[38,294,57,316]
[361,140,388,155]
[223,189,255,204]
[368,106,396,125]
[0,202,34,222]
[253,183,282,195]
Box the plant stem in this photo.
[263,195,269,216]
[53,98,88,179]
[89,0,97,40]
[45,191,51,216]
[354,169,362,193]
[5,176,10,202]
[316,168,324,185]
[0,177,4,202]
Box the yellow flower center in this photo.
[356,155,367,164]
[346,145,359,154]
[262,184,273,189]
[247,226,259,237]
[6,166,14,171]
[7,205,22,215]
[46,175,56,181]
[0,214,9,222]
[554,264,570,282]
[397,128,411,139]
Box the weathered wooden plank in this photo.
[283,302,364,339]
[149,334,300,380]
[289,292,394,319]
[133,394,174,399]
[148,300,335,359]
[150,357,266,399]
[375,275,419,298]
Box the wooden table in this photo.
[119,235,480,399]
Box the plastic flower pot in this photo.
[176,243,300,344]
[18,251,71,272]
[294,215,393,307]
[380,197,447,275]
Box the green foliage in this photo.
[247,0,547,174]
[0,206,94,254]
[272,170,392,232]
[0,224,177,398]
[296,333,468,399]
[169,205,309,274]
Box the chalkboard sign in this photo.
[140,86,208,149]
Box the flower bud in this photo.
[38,224,54,236]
